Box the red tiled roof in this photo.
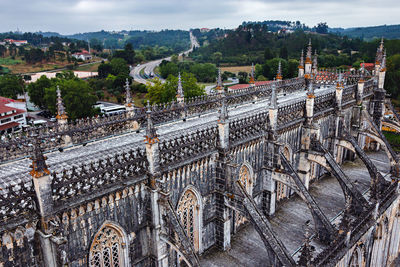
[0,122,19,131]
[0,96,25,118]
[229,81,272,90]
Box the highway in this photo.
[130,31,199,85]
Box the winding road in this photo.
[130,31,199,85]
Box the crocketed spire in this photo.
[276,61,282,80]
[312,50,318,70]
[306,39,312,64]
[177,72,184,98]
[299,49,304,69]
[145,100,158,144]
[56,85,68,121]
[125,78,132,107]
[29,133,50,178]
[216,68,223,90]
[249,63,255,84]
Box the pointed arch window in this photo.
[177,189,200,252]
[236,165,253,228]
[89,224,127,267]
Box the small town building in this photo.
[0,97,27,134]
[3,39,28,46]
[71,50,92,61]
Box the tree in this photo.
[110,58,129,76]
[264,47,274,61]
[44,79,98,120]
[159,62,179,78]
[98,63,113,78]
[212,52,223,66]
[315,22,328,34]
[279,46,288,60]
[0,74,24,99]
[27,75,52,109]
[238,72,248,84]
[146,73,205,104]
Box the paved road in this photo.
[130,32,199,85]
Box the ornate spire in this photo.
[216,68,223,90]
[375,38,385,65]
[299,49,304,69]
[270,81,277,109]
[336,71,344,89]
[297,230,314,266]
[56,85,68,121]
[312,50,318,70]
[381,50,387,71]
[307,80,315,98]
[359,63,365,82]
[144,100,159,144]
[276,61,282,80]
[305,39,312,64]
[176,72,184,98]
[125,78,132,108]
[29,133,50,178]
[249,63,255,84]
[218,90,228,123]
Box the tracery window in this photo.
[277,146,290,201]
[89,225,126,267]
[348,246,365,267]
[236,165,252,227]
[177,189,200,252]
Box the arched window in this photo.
[348,246,365,267]
[177,189,200,252]
[239,165,252,195]
[89,224,128,267]
[236,165,253,228]
[277,146,291,201]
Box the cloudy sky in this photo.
[1,0,399,34]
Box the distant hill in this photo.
[329,24,400,40]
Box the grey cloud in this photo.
[0,0,399,34]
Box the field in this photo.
[75,62,101,72]
[0,56,101,74]
[221,65,252,74]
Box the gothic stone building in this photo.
[1,40,400,267]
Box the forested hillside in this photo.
[330,25,400,40]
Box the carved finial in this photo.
[359,63,365,82]
[336,72,344,89]
[276,61,282,80]
[249,63,255,84]
[145,100,158,144]
[297,221,314,266]
[125,78,132,107]
[177,72,184,98]
[299,49,304,68]
[381,50,387,71]
[313,50,318,70]
[307,80,315,98]
[56,85,68,121]
[218,90,228,123]
[29,133,50,178]
[306,39,312,63]
[271,82,277,109]
[216,68,223,90]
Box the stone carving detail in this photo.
[159,127,218,168]
[342,85,357,105]
[0,181,37,224]
[314,92,335,114]
[51,147,147,206]
[89,225,125,267]
[278,100,306,126]
[229,112,268,145]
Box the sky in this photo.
[1,0,399,34]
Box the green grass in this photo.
[0,57,24,65]
[383,131,400,152]
[75,62,101,72]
